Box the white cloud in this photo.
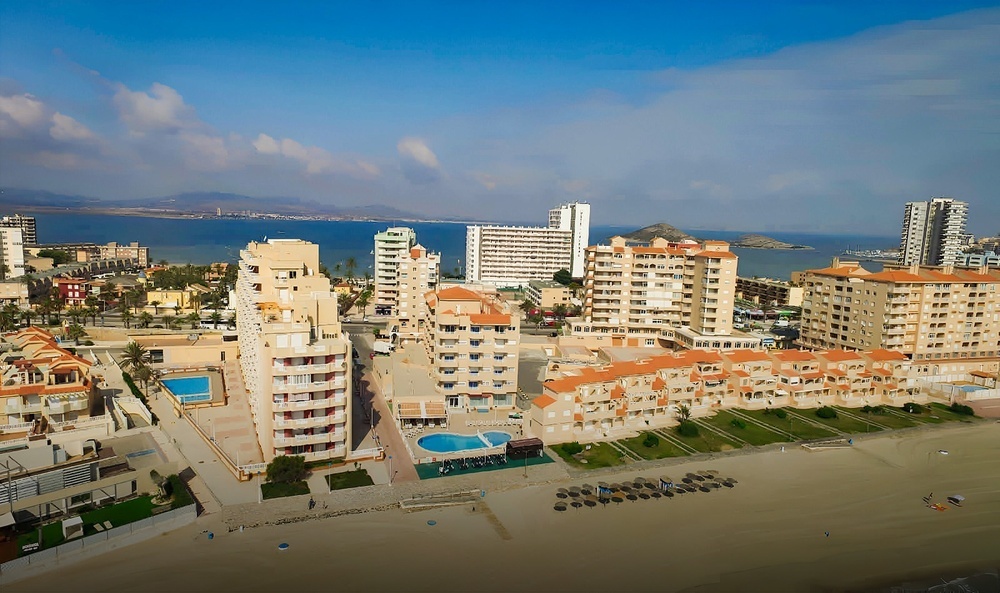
[112,82,194,135]
[0,93,46,135]
[253,133,380,178]
[179,131,230,171]
[50,112,96,142]
[397,137,440,169]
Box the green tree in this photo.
[65,323,87,345]
[676,403,692,422]
[553,268,572,286]
[209,311,223,329]
[37,248,71,265]
[150,300,162,315]
[20,308,35,328]
[266,455,307,484]
[345,257,357,284]
[121,341,151,373]
[133,364,153,397]
[138,311,154,328]
[355,288,372,315]
[161,314,178,330]
[186,311,201,329]
[120,308,134,329]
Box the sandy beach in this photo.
[9,422,1000,593]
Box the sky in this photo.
[1,1,998,235]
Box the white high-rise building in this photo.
[236,239,352,463]
[0,214,37,245]
[465,202,590,288]
[898,197,969,267]
[548,202,590,278]
[374,227,417,315]
[0,227,26,280]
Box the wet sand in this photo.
[10,423,1000,593]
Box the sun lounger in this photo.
[103,521,113,529]
[94,523,105,532]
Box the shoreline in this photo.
[9,421,1000,592]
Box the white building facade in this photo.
[548,202,591,278]
[374,227,417,315]
[899,197,969,267]
[0,227,26,280]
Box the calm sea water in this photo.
[27,212,897,281]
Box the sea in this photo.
[26,212,898,281]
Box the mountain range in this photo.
[0,188,424,220]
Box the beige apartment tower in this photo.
[571,237,756,349]
[236,239,352,462]
[374,227,417,316]
[798,258,1000,361]
[392,244,441,343]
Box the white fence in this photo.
[116,396,154,426]
[0,504,197,584]
[916,379,1000,402]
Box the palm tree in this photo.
[85,295,100,325]
[186,311,201,329]
[0,303,18,331]
[133,363,153,397]
[355,289,372,316]
[676,403,692,422]
[209,311,223,329]
[120,308,133,329]
[20,308,35,328]
[138,311,154,328]
[121,341,151,373]
[161,314,176,330]
[226,312,236,328]
[150,300,162,315]
[65,323,86,345]
[345,257,357,284]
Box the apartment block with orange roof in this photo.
[1,327,100,431]
[391,244,441,344]
[422,286,520,414]
[570,236,760,350]
[799,258,1000,361]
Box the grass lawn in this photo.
[836,407,920,430]
[17,521,65,554]
[326,469,374,491]
[667,426,742,453]
[739,409,837,440]
[261,481,311,500]
[928,402,978,423]
[81,496,157,535]
[804,410,884,435]
[619,433,690,460]
[702,411,789,446]
[552,442,625,469]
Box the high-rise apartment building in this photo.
[374,227,417,315]
[392,244,441,343]
[798,258,1000,360]
[236,239,352,462]
[1,214,37,245]
[547,202,590,278]
[570,237,760,350]
[465,202,590,288]
[0,227,26,280]
[898,197,969,267]
[422,286,520,411]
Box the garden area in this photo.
[798,407,884,434]
[17,495,160,555]
[260,454,311,500]
[835,406,921,430]
[669,422,742,453]
[619,432,690,460]
[552,441,625,468]
[326,468,374,491]
[739,408,838,440]
[701,411,789,446]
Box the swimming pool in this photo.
[956,385,986,393]
[161,376,212,404]
[417,431,512,454]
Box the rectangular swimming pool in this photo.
[161,376,212,404]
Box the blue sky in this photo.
[1,1,998,234]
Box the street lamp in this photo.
[388,454,393,484]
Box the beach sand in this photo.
[9,423,1000,593]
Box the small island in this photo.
[731,234,813,250]
[620,224,812,250]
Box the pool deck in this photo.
[403,413,524,462]
[159,368,226,407]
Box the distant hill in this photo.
[620,223,813,250]
[0,188,425,220]
[620,223,698,243]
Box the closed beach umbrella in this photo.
[554,502,568,512]
[584,496,598,508]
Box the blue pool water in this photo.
[417,431,512,454]
[161,376,212,404]
[957,385,986,393]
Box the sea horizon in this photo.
[17,211,899,281]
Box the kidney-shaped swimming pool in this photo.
[417,431,512,454]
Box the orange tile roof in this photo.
[722,350,770,363]
[574,413,584,422]
[773,350,816,362]
[819,350,862,361]
[864,349,908,362]
[468,313,511,325]
[806,264,870,277]
[532,394,557,408]
[694,250,737,259]
[436,286,483,301]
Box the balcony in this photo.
[272,361,346,374]
[273,431,345,447]
[271,395,346,410]
[273,412,346,429]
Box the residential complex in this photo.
[465,202,590,288]
[529,346,969,444]
[525,280,572,310]
[235,239,352,463]
[569,237,760,350]
[957,251,1000,269]
[797,258,1000,360]
[392,244,441,343]
[404,286,520,414]
[374,227,417,315]
[0,214,37,245]
[1,327,102,432]
[898,197,968,267]
[27,241,150,268]
[0,227,26,280]
[736,276,804,308]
